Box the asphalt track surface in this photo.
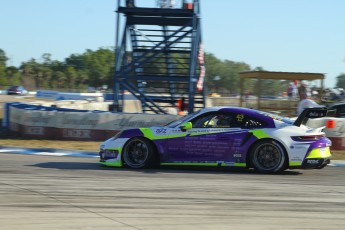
[1,153,345,230]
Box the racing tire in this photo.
[122,137,157,169]
[250,139,287,173]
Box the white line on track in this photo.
[0,148,99,158]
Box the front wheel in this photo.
[122,137,156,169]
[250,140,287,173]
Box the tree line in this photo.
[1,48,343,95]
[0,48,115,92]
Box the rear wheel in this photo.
[122,137,156,169]
[250,139,287,173]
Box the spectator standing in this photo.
[298,81,311,100]
[296,92,322,115]
[287,82,298,99]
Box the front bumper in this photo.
[99,137,129,167]
[99,149,119,161]
[99,149,123,167]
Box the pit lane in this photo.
[1,153,345,230]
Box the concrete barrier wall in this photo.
[5,103,178,141]
[26,98,143,113]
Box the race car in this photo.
[99,106,332,173]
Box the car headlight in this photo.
[99,131,123,151]
[112,131,123,140]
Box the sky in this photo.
[1,0,344,88]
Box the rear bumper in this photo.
[290,158,331,169]
[302,157,331,169]
[290,146,332,169]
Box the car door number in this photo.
[155,128,167,134]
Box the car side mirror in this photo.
[179,122,192,132]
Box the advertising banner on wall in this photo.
[5,103,178,141]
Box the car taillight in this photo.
[293,134,325,141]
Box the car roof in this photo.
[197,106,293,124]
[198,106,259,114]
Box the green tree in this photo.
[203,53,252,95]
[7,46,338,98]
[0,49,8,86]
[0,49,8,66]
[0,65,7,86]
[76,70,89,89]
[24,58,46,89]
[218,60,250,95]
[6,66,21,85]
[65,66,78,89]
[336,73,345,89]
[86,48,115,87]
[20,60,36,89]
[204,53,223,93]
[65,48,115,88]
[53,71,67,88]
[42,53,52,65]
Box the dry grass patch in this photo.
[330,150,345,160]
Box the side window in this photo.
[215,113,235,128]
[192,113,216,128]
[191,112,240,128]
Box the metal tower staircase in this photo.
[113,0,206,114]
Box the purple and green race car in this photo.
[99,106,332,173]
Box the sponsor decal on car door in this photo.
[166,128,247,163]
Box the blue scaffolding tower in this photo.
[113,0,206,114]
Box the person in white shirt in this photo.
[296,92,322,115]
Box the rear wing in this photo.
[293,107,334,127]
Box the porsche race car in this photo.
[99,106,332,173]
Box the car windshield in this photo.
[166,110,201,128]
